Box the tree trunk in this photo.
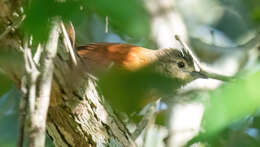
[0,1,135,146]
[45,53,135,146]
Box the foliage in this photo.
[188,70,260,146]
[0,73,12,97]
[245,0,260,25]
[99,68,178,114]
[22,0,149,42]
[87,0,150,39]
[23,0,86,42]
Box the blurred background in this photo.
[0,0,260,146]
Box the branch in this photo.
[132,99,159,140]
[60,21,78,65]
[17,38,40,147]
[0,15,25,41]
[33,44,43,64]
[190,32,260,53]
[28,20,60,147]
[18,20,60,147]
[17,77,28,147]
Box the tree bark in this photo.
[45,52,135,146]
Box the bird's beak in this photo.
[191,70,234,81]
[190,71,208,79]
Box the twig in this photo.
[191,32,260,53]
[24,44,39,114]
[33,44,43,64]
[60,21,78,65]
[175,35,200,69]
[23,39,39,117]
[105,16,109,33]
[0,26,12,40]
[0,15,25,41]
[17,76,27,147]
[132,99,160,140]
[17,39,40,147]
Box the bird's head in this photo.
[154,47,206,85]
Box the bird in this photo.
[64,24,231,112]
[76,42,206,86]
[75,42,213,113]
[64,22,227,84]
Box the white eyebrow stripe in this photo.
[177,47,185,57]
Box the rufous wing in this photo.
[77,43,156,72]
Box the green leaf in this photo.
[188,70,260,145]
[22,0,86,42]
[0,73,12,97]
[252,7,260,25]
[87,0,150,39]
[98,68,179,114]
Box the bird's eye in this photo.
[177,61,185,68]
